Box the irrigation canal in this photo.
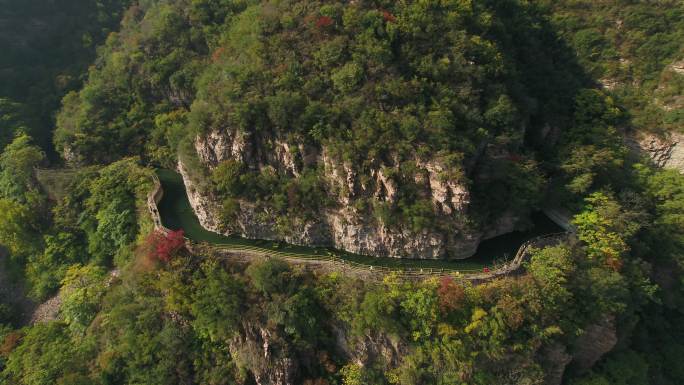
[156,169,564,272]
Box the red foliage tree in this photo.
[382,10,396,23]
[506,154,523,163]
[315,16,333,28]
[211,47,225,62]
[437,276,466,313]
[0,331,22,357]
[156,229,185,262]
[144,229,186,263]
[605,256,623,271]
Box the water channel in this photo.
[156,169,563,271]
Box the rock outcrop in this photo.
[569,316,618,374]
[30,295,61,324]
[541,343,573,385]
[537,316,618,383]
[332,324,408,370]
[627,58,684,173]
[195,129,248,166]
[230,322,298,385]
[671,59,684,75]
[179,128,522,259]
[628,131,684,173]
[178,160,224,233]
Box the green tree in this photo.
[560,90,626,197]
[246,259,291,296]
[331,63,364,93]
[0,99,32,151]
[268,287,325,347]
[353,287,401,337]
[528,245,576,311]
[190,261,244,342]
[339,363,364,385]
[87,198,136,264]
[573,192,630,267]
[3,322,89,385]
[0,199,38,262]
[60,264,107,334]
[26,232,87,300]
[212,159,244,195]
[400,282,439,341]
[0,134,45,205]
[93,287,195,384]
[75,159,153,266]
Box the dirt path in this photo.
[30,295,61,324]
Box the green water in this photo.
[156,169,562,271]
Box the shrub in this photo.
[144,229,186,263]
[246,259,291,295]
[437,276,466,313]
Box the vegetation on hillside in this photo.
[0,0,131,155]
[0,1,682,384]
[53,0,592,232]
[546,0,684,133]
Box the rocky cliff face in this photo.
[229,320,408,385]
[627,58,684,174]
[180,129,517,259]
[537,316,618,385]
[230,315,617,385]
[178,159,224,233]
[628,131,684,173]
[229,322,298,385]
[332,325,408,369]
[541,343,573,385]
[568,316,619,375]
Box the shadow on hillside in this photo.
[468,0,594,224]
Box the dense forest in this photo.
[0,0,683,384]
[0,0,131,156]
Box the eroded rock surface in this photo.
[230,322,298,385]
[30,295,61,324]
[570,316,618,374]
[180,128,524,259]
[541,343,572,385]
[332,324,408,370]
[629,131,684,173]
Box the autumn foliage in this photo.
[0,331,22,357]
[382,10,396,23]
[605,256,623,271]
[211,47,225,62]
[437,276,466,313]
[144,229,186,263]
[315,16,333,28]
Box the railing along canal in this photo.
[148,173,568,281]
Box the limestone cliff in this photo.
[628,131,684,173]
[229,322,298,385]
[568,316,619,375]
[230,315,617,385]
[332,325,408,370]
[538,316,618,385]
[180,129,519,259]
[229,320,407,385]
[626,58,684,174]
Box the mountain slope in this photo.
[56,0,593,258]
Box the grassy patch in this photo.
[35,168,82,201]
